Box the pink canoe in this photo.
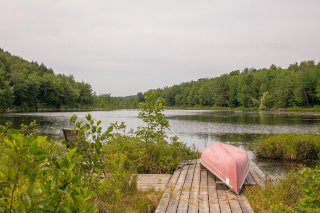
[200,142,249,194]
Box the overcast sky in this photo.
[1,0,320,96]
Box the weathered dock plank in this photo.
[166,164,190,212]
[137,174,171,191]
[226,191,242,213]
[155,166,182,213]
[249,164,263,186]
[188,160,201,213]
[199,169,209,213]
[250,161,266,181]
[208,173,220,213]
[238,194,254,213]
[177,163,195,213]
[217,185,232,213]
[245,172,256,185]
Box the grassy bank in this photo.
[3,106,135,113]
[165,105,320,115]
[254,134,320,161]
[4,105,320,114]
[284,106,320,112]
[245,166,320,213]
[164,105,257,111]
[249,133,320,212]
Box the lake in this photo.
[1,110,319,177]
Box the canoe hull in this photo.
[200,142,249,194]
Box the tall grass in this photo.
[255,134,320,161]
[245,166,320,213]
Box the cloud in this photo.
[1,0,320,95]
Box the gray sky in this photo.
[1,0,320,96]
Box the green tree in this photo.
[0,69,13,112]
[136,91,169,144]
[0,48,95,111]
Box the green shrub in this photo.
[93,153,137,212]
[0,126,97,212]
[69,90,199,174]
[296,166,320,212]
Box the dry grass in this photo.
[245,173,301,213]
[93,189,162,213]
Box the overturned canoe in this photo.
[200,142,249,194]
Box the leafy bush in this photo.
[69,90,199,174]
[0,124,97,212]
[65,91,198,211]
[134,91,199,172]
[296,166,320,212]
[255,134,320,161]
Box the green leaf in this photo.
[107,125,113,134]
[67,148,77,160]
[37,136,47,145]
[0,165,9,177]
[82,204,98,213]
[6,149,18,161]
[70,114,78,123]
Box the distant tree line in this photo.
[151,61,320,109]
[2,47,320,111]
[0,48,143,112]
[0,48,95,112]
[92,92,144,110]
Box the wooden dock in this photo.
[138,159,265,213]
[137,174,172,191]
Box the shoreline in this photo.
[2,106,320,115]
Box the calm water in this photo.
[1,110,319,177]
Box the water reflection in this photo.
[256,161,309,179]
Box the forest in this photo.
[91,93,143,110]
[1,48,320,112]
[0,48,141,112]
[0,48,95,111]
[152,61,320,110]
